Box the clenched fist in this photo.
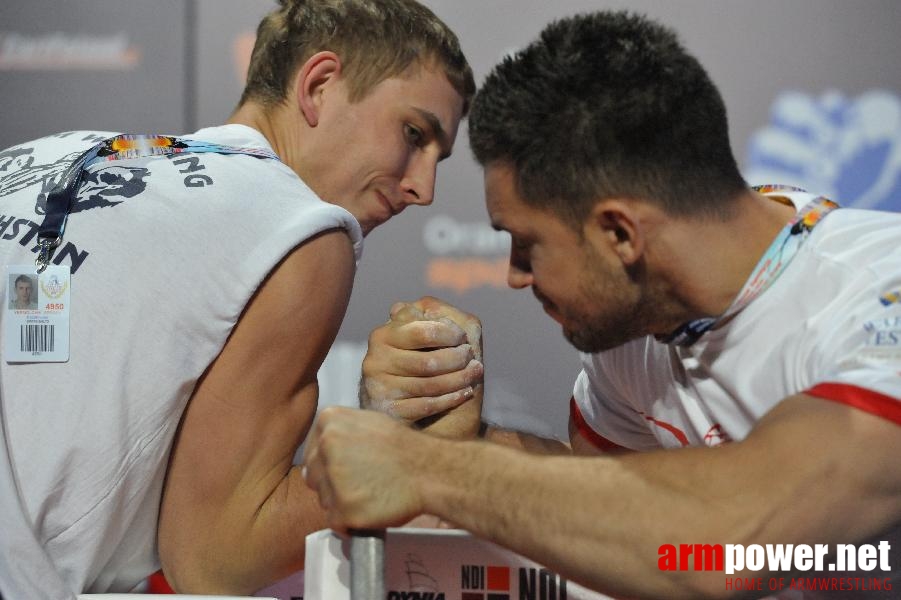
[360,296,484,439]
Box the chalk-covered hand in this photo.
[360,296,484,439]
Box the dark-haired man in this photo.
[303,11,901,599]
[0,1,474,597]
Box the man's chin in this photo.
[564,326,635,354]
[564,327,600,353]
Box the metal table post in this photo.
[350,529,385,600]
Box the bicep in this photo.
[159,229,355,566]
[739,392,901,544]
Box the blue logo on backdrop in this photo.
[744,90,901,212]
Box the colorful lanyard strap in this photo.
[35,134,280,272]
[662,185,840,347]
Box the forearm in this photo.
[306,396,901,599]
[481,422,571,455]
[413,400,901,600]
[415,438,727,599]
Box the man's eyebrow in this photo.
[413,107,453,160]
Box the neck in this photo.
[227,101,304,176]
[648,189,797,333]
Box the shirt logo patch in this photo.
[880,289,901,307]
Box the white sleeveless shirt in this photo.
[0,125,362,595]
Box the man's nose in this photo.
[400,153,437,207]
[507,259,533,289]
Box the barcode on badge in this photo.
[20,324,55,353]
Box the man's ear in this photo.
[293,51,342,127]
[585,199,645,266]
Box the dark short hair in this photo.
[469,10,747,227]
[239,0,475,114]
[14,274,32,287]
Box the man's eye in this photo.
[404,124,424,146]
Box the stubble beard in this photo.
[561,248,652,354]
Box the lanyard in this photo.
[35,134,280,272]
[662,186,840,347]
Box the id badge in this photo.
[5,265,70,363]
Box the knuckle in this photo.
[415,353,440,374]
[389,301,408,317]
[361,354,378,375]
[368,323,388,343]
[386,399,403,417]
[454,344,474,366]
[317,406,336,424]
[467,359,484,378]
[415,321,443,346]
[319,429,336,451]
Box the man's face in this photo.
[302,62,464,236]
[485,164,649,353]
[15,280,32,303]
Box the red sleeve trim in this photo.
[806,383,901,427]
[570,396,629,453]
[146,570,175,593]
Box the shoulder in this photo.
[186,227,356,411]
[238,227,355,350]
[805,208,901,268]
[1,131,118,173]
